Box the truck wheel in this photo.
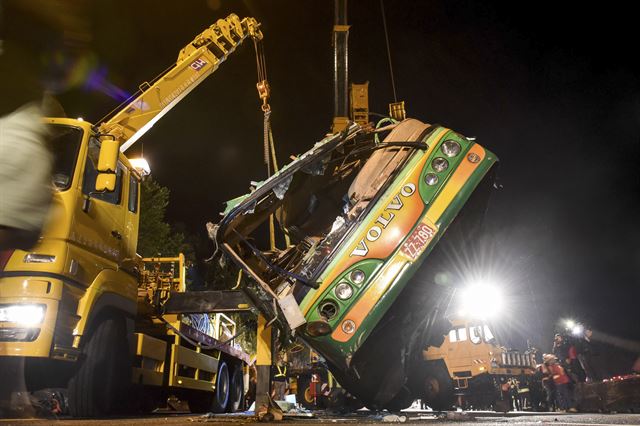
[226,365,244,412]
[422,361,454,411]
[211,361,230,413]
[385,387,415,411]
[68,316,130,417]
[187,391,213,414]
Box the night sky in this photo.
[52,1,639,351]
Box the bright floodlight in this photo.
[129,158,151,176]
[571,324,584,336]
[565,319,576,330]
[458,282,503,319]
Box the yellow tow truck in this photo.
[423,318,540,411]
[0,14,262,417]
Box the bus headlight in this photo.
[441,140,461,157]
[432,157,449,172]
[350,269,366,285]
[0,304,46,325]
[424,173,439,186]
[335,282,354,300]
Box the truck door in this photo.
[74,139,127,265]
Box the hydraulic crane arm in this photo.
[96,14,262,152]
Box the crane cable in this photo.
[380,0,398,103]
[253,37,287,250]
[253,37,273,175]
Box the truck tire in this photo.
[187,391,213,414]
[211,361,230,413]
[385,387,415,411]
[422,360,454,411]
[187,361,231,413]
[68,316,130,417]
[227,364,244,412]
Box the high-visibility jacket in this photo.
[272,364,287,382]
[549,363,570,385]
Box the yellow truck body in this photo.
[0,13,260,417]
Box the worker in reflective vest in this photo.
[271,354,288,401]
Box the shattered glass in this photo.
[301,156,329,175]
[272,175,293,200]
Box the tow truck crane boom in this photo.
[0,13,264,418]
[97,14,262,152]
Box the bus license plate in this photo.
[401,222,437,260]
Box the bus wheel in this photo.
[211,361,230,413]
[226,365,244,412]
[68,316,130,417]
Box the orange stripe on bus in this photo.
[331,259,407,342]
[331,143,486,343]
[301,128,449,315]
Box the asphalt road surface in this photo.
[1,411,640,426]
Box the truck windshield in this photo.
[469,324,495,344]
[48,125,83,191]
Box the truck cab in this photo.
[0,117,140,363]
[1,14,262,417]
[1,119,248,417]
[424,319,539,410]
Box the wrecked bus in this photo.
[213,118,498,409]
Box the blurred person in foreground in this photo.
[0,0,89,417]
[0,101,52,251]
[0,0,88,252]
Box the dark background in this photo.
[27,1,640,353]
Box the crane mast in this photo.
[96,14,262,152]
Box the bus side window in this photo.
[449,329,458,343]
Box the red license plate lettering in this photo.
[401,223,436,260]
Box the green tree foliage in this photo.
[137,177,193,259]
[229,313,257,357]
[138,178,258,356]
